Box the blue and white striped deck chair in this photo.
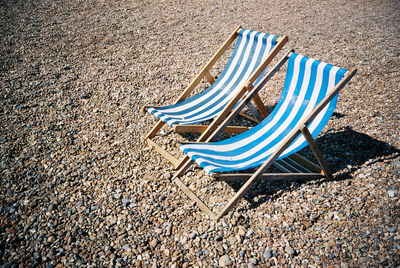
[143,26,288,169]
[174,51,357,220]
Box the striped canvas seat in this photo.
[180,53,348,174]
[147,28,279,126]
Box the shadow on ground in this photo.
[224,127,400,209]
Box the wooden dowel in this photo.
[142,105,162,113]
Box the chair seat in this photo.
[180,53,348,174]
[147,28,279,126]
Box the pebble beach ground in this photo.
[1,0,399,267]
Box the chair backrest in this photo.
[181,53,348,173]
[156,29,279,126]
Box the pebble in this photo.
[388,190,397,198]
[285,244,295,255]
[219,255,233,267]
[263,248,272,261]
[248,257,258,265]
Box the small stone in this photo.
[340,262,349,268]
[149,239,158,249]
[214,235,223,242]
[189,232,197,239]
[359,256,371,264]
[165,223,172,236]
[248,257,258,265]
[219,255,232,267]
[113,193,122,199]
[75,201,83,209]
[47,236,55,243]
[246,229,254,237]
[263,248,272,261]
[388,190,397,198]
[285,244,295,255]
[122,198,131,206]
[239,250,246,258]
[122,244,132,252]
[162,172,171,180]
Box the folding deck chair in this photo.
[173,51,357,220]
[143,26,288,169]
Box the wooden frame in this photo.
[171,51,357,220]
[143,26,288,169]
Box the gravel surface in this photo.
[1,0,399,267]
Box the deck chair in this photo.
[143,26,288,169]
[172,51,357,220]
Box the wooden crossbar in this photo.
[174,125,251,134]
[212,172,324,182]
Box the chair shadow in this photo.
[224,126,400,209]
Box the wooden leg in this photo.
[172,157,216,218]
[300,125,333,180]
[145,120,165,139]
[174,177,216,219]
